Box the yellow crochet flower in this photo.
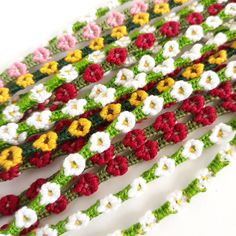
[68,118,92,137]
[182,63,204,80]
[154,3,170,15]
[231,41,236,49]
[0,88,10,103]
[65,50,83,63]
[129,90,148,107]
[33,131,58,152]
[16,73,35,88]
[100,103,121,122]
[0,146,22,171]
[111,26,128,39]
[157,77,175,92]
[174,0,188,4]
[208,50,227,65]
[89,38,104,51]
[40,61,58,75]
[133,13,149,26]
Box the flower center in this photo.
[189,145,196,153]
[178,87,184,95]
[70,161,78,169]
[217,129,223,137]
[122,118,129,126]
[106,202,112,209]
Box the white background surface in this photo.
[0,1,236,236]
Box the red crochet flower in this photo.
[135,33,156,49]
[91,145,114,166]
[153,112,176,133]
[186,12,203,25]
[210,81,232,99]
[54,119,73,132]
[106,48,128,65]
[20,220,39,236]
[135,140,158,161]
[180,95,205,114]
[25,178,46,200]
[61,138,85,153]
[159,21,179,37]
[164,123,187,143]
[194,106,217,126]
[46,195,68,214]
[73,173,99,196]
[29,151,52,168]
[0,195,19,216]
[167,67,182,77]
[123,129,146,150]
[0,165,19,181]
[222,94,236,112]
[106,156,128,176]
[83,64,104,83]
[208,3,224,15]
[54,83,77,103]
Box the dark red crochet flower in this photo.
[167,67,182,77]
[0,195,19,216]
[29,151,52,168]
[25,178,46,200]
[83,64,104,83]
[159,21,179,37]
[73,173,99,196]
[180,95,205,114]
[54,83,77,103]
[135,33,156,49]
[135,140,158,161]
[106,156,128,176]
[61,138,85,153]
[123,129,146,150]
[222,94,236,112]
[54,119,73,132]
[20,220,39,236]
[210,81,232,99]
[194,106,217,126]
[0,165,19,181]
[164,123,187,143]
[91,145,114,166]
[208,3,224,15]
[153,112,176,133]
[106,48,128,65]
[46,195,68,214]
[186,12,203,25]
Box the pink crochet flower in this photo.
[154,0,168,3]
[57,34,77,51]
[130,1,148,15]
[8,62,27,78]
[0,80,4,88]
[82,22,101,40]
[107,11,125,27]
[33,47,51,63]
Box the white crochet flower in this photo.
[35,225,58,236]
[168,191,187,212]
[197,168,213,190]
[97,194,121,213]
[170,81,193,101]
[26,110,52,130]
[30,84,52,103]
[128,177,147,198]
[89,131,111,153]
[181,139,204,160]
[65,212,90,231]
[206,32,227,46]
[139,211,157,234]
[163,40,180,58]
[142,95,164,116]
[219,144,236,162]
[205,16,222,29]
[185,25,204,42]
[115,36,131,47]
[124,56,137,66]
[88,50,106,63]
[225,3,236,16]
[164,12,179,21]
[138,55,155,72]
[3,104,23,122]
[77,10,96,23]
[140,24,155,33]
[15,207,37,229]
[63,153,86,176]
[107,230,122,236]
[155,156,176,177]
[62,99,87,117]
[58,64,78,82]
[0,123,18,143]
[115,111,136,133]
[115,69,134,87]
[190,2,204,12]
[181,44,203,61]
[209,123,235,144]
[39,182,61,206]
[225,61,236,80]
[225,19,236,30]
[153,58,175,76]
[126,73,147,89]
[199,71,220,90]
[106,0,120,9]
